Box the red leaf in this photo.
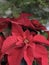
[2,35,17,54]
[33,34,49,45]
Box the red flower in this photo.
[0,14,46,32]
[2,30,35,65]
[10,13,46,32]
[0,16,48,65]
[31,20,46,31]
[2,27,49,65]
[10,13,35,29]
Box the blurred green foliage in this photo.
[0,0,49,24]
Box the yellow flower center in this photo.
[24,39,29,44]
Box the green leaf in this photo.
[40,31,48,39]
[12,7,21,18]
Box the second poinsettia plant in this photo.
[0,13,49,65]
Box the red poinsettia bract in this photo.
[0,13,49,65]
[31,20,46,31]
[10,13,35,29]
[2,30,35,65]
[0,18,11,32]
[0,35,5,65]
[2,29,49,65]
[33,34,49,65]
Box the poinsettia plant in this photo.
[0,13,49,65]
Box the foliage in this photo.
[0,0,49,24]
